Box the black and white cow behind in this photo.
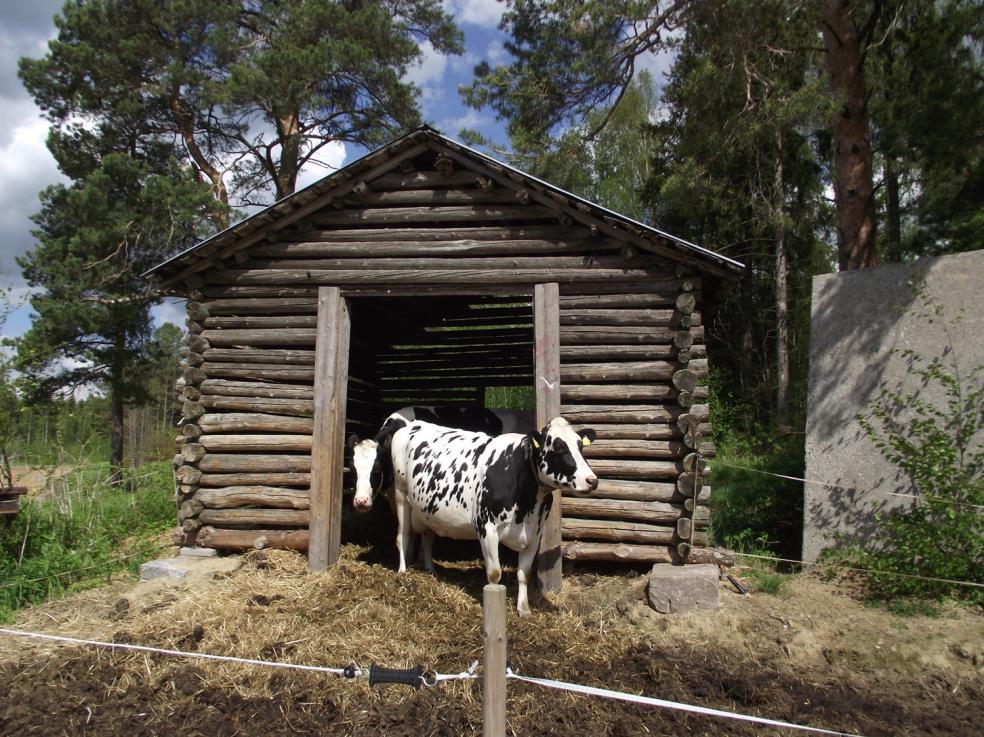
[347,406,535,513]
[379,413,597,615]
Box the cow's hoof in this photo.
[518,606,532,618]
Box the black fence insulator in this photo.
[368,663,424,689]
[726,574,749,596]
[343,664,358,679]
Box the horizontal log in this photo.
[370,171,496,190]
[560,361,675,382]
[198,472,311,487]
[560,309,700,327]
[203,348,317,365]
[311,204,559,225]
[679,546,735,566]
[562,541,673,564]
[560,326,703,345]
[592,479,678,501]
[355,187,521,206]
[561,405,679,423]
[582,439,687,459]
[204,315,318,329]
[675,292,696,315]
[202,297,319,315]
[559,279,693,296]
[200,380,314,400]
[585,459,681,479]
[199,508,309,528]
[252,237,617,259]
[199,435,314,452]
[202,286,318,299]
[558,292,683,309]
[200,396,314,417]
[196,486,310,510]
[561,498,696,524]
[245,254,644,272]
[198,413,314,434]
[201,328,317,347]
[559,345,679,361]
[206,267,663,286]
[562,518,676,545]
[196,526,309,551]
[200,364,316,382]
[561,385,674,402]
[568,423,708,440]
[198,454,312,474]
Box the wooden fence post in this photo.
[483,583,507,737]
[309,287,350,571]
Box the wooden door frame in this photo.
[309,286,351,571]
[534,282,562,591]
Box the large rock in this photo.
[646,563,720,614]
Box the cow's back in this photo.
[392,421,524,541]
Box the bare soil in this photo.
[0,545,980,737]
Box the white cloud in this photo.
[406,39,449,88]
[444,0,505,28]
[0,110,65,288]
[150,298,188,332]
[294,140,347,191]
[436,109,485,136]
[485,39,509,66]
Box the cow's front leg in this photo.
[516,543,538,617]
[395,491,412,573]
[478,525,502,584]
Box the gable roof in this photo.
[146,126,743,286]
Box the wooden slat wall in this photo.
[173,155,715,561]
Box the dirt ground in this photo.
[0,544,980,737]
[7,465,74,496]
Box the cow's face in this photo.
[530,417,598,496]
[350,438,382,512]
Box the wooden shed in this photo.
[148,126,743,587]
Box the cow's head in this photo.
[529,417,598,496]
[348,435,382,512]
[348,414,406,512]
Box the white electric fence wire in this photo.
[0,628,357,677]
[733,552,984,589]
[507,669,867,737]
[0,628,481,684]
[715,461,984,512]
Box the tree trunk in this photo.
[110,383,124,485]
[821,0,878,271]
[275,110,302,198]
[774,145,790,430]
[884,156,902,262]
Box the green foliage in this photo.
[746,569,790,597]
[709,432,805,561]
[21,0,463,205]
[485,386,535,412]
[840,323,983,603]
[0,462,175,622]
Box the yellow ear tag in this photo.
[531,437,540,449]
[582,437,592,446]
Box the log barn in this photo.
[147,127,743,588]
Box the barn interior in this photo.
[340,294,536,554]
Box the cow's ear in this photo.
[530,431,543,450]
[578,428,597,445]
[347,433,360,452]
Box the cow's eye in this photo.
[552,438,566,452]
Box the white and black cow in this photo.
[347,406,535,513]
[381,413,598,615]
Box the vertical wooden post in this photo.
[309,287,350,571]
[483,583,507,737]
[534,282,562,592]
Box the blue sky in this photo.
[0,0,516,342]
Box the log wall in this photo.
[172,150,716,564]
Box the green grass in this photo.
[0,461,175,622]
[709,434,804,560]
[746,569,790,596]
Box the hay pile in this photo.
[2,546,981,736]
